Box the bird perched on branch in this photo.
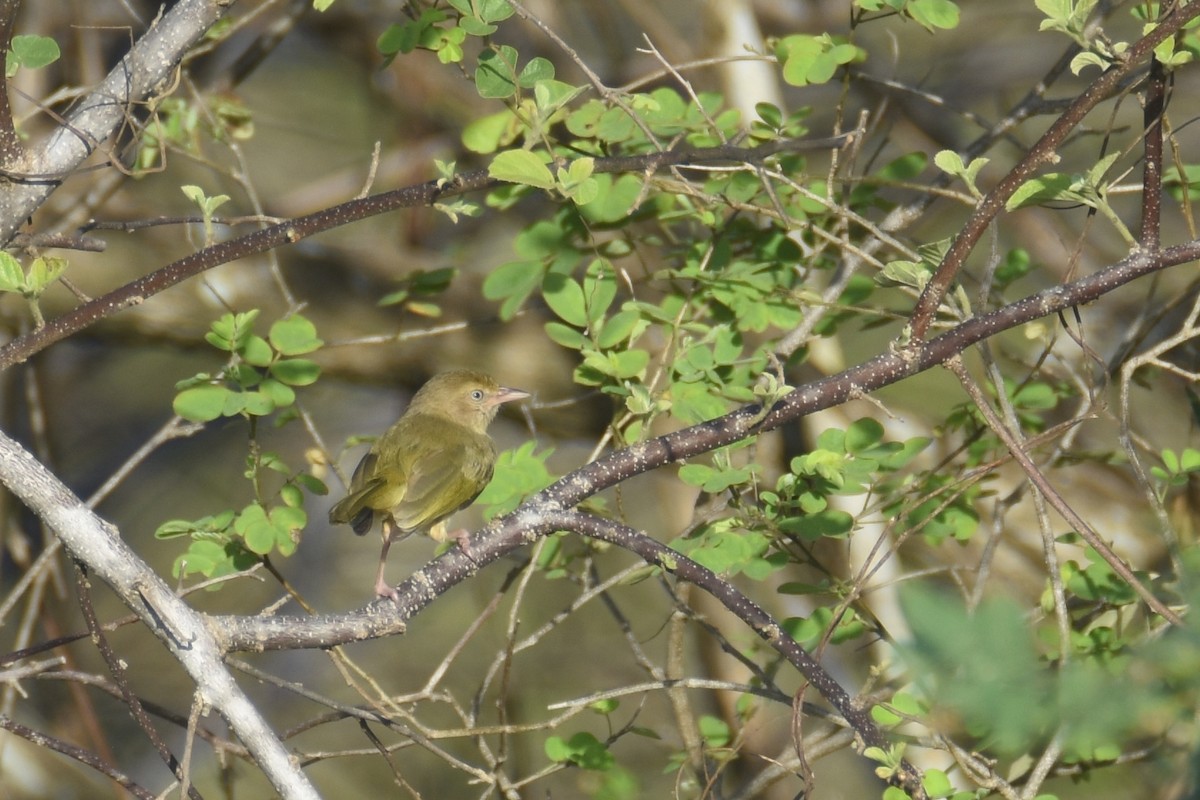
[329,369,529,601]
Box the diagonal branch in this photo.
[545,510,925,798]
[213,237,1200,655]
[0,133,851,371]
[946,357,1181,625]
[0,429,320,800]
[0,0,236,242]
[0,714,157,800]
[906,1,1200,341]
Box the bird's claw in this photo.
[374,578,401,604]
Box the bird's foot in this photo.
[452,528,473,556]
[374,576,401,604]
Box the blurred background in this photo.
[1,1,1198,798]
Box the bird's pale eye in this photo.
[470,389,485,401]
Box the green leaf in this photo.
[544,321,588,349]
[777,34,863,87]
[877,259,931,290]
[174,385,233,422]
[909,0,960,30]
[673,523,774,578]
[154,510,236,540]
[235,504,276,555]
[778,509,854,540]
[7,34,60,77]
[698,715,730,747]
[172,540,229,579]
[206,310,259,352]
[269,315,323,355]
[269,506,305,556]
[782,607,866,648]
[476,45,522,99]
[877,151,928,181]
[1070,50,1110,75]
[994,247,1033,286]
[447,0,513,24]
[240,335,273,367]
[280,483,305,508]
[596,308,643,349]
[489,149,555,189]
[754,101,783,129]
[240,390,276,416]
[0,252,24,292]
[845,418,885,453]
[544,736,572,762]
[533,78,581,117]
[376,11,446,56]
[542,272,588,326]
[581,259,617,325]
[544,732,614,770]
[27,256,67,296]
[579,173,643,223]
[678,463,755,493]
[1005,172,1076,211]
[922,768,954,798]
[670,380,726,423]
[608,349,649,379]
[477,441,555,518]
[518,56,555,87]
[269,358,321,386]
[483,259,544,319]
[871,690,926,726]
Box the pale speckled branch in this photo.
[215,238,1200,653]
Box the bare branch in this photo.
[0,714,157,800]
[907,1,1200,340]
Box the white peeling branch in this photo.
[0,428,319,800]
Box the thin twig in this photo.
[946,356,1182,626]
[0,714,157,800]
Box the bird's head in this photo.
[408,369,529,431]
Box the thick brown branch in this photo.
[1140,57,1166,249]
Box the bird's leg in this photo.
[374,521,401,602]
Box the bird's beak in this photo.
[488,386,530,407]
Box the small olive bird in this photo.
[329,370,528,600]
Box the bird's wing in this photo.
[389,434,495,532]
[349,450,379,487]
[328,450,406,532]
